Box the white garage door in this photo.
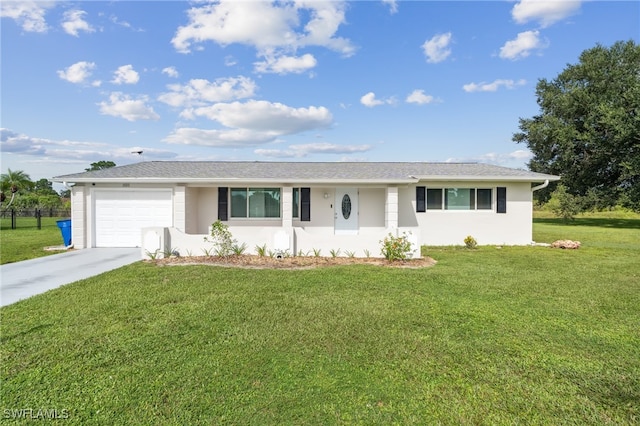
[94,190,173,247]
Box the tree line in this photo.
[0,161,115,210]
[514,40,639,214]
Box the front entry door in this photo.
[335,188,358,234]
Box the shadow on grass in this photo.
[534,217,640,229]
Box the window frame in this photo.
[229,187,282,219]
[417,187,495,211]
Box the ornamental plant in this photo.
[464,235,478,249]
[380,232,413,261]
[204,220,237,257]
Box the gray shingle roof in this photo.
[53,161,560,183]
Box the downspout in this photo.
[532,179,549,192]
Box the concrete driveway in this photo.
[0,248,140,307]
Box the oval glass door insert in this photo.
[341,194,352,219]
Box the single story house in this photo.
[53,161,560,258]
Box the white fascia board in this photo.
[411,175,561,182]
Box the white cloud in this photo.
[382,0,398,14]
[255,142,372,158]
[499,30,547,60]
[162,67,179,78]
[164,100,333,148]
[171,1,354,56]
[98,92,160,122]
[57,61,99,85]
[462,79,526,93]
[406,89,437,105]
[62,9,94,37]
[158,76,256,108]
[254,53,317,74]
[360,92,395,108]
[1,128,178,168]
[422,32,452,63]
[512,0,582,28]
[111,65,140,85]
[163,128,276,147]
[190,100,332,135]
[0,1,54,33]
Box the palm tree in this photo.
[1,168,33,207]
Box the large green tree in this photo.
[85,161,116,171]
[513,40,640,209]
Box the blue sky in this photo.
[1,1,638,186]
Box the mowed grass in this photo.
[0,218,68,264]
[1,217,639,424]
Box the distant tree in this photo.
[59,189,71,198]
[1,168,33,206]
[33,178,58,196]
[1,168,33,193]
[513,40,640,210]
[86,161,116,171]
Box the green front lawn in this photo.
[1,217,639,424]
[0,217,69,264]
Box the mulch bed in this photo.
[151,254,437,269]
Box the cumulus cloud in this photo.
[512,0,582,27]
[172,1,353,54]
[163,128,276,147]
[98,92,160,122]
[190,100,332,134]
[1,128,177,165]
[162,66,179,78]
[164,100,333,148]
[158,76,256,108]
[62,9,94,37]
[499,30,547,60]
[0,1,54,33]
[360,92,396,108]
[111,65,140,85]
[422,32,452,63]
[406,89,438,105]
[462,79,526,92]
[255,142,372,158]
[254,53,317,74]
[57,61,100,86]
[382,0,398,14]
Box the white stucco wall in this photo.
[401,182,534,246]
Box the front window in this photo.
[230,188,281,218]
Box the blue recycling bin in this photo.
[56,219,72,246]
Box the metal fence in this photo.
[0,209,71,229]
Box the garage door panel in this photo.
[94,190,173,247]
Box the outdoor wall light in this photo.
[324,192,329,199]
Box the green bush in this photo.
[204,220,236,257]
[380,232,412,261]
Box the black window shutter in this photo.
[497,187,507,214]
[218,187,228,221]
[416,186,426,212]
[301,187,311,222]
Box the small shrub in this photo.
[255,244,267,257]
[232,242,247,256]
[345,250,356,258]
[204,220,236,257]
[464,235,477,249]
[329,248,341,258]
[548,184,581,221]
[363,249,371,258]
[145,249,160,260]
[380,232,413,261]
[312,248,322,257]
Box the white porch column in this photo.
[173,186,186,232]
[282,186,293,229]
[385,186,399,229]
[71,185,86,248]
